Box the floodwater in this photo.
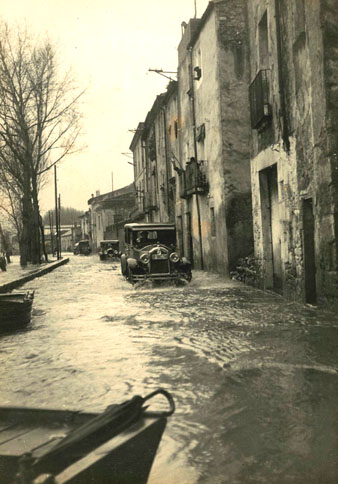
[1,255,338,483]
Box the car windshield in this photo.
[133,229,176,248]
[101,242,118,249]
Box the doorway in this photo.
[186,212,194,268]
[302,198,317,304]
[259,164,282,292]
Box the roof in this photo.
[129,122,145,151]
[124,223,176,231]
[88,183,135,205]
[188,2,215,48]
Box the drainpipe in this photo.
[274,0,290,152]
[161,106,171,221]
[188,46,204,270]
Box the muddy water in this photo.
[1,255,338,483]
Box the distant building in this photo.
[129,122,146,222]
[129,83,178,225]
[88,184,136,251]
[79,212,91,240]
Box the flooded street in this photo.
[1,255,338,483]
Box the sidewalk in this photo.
[0,255,69,293]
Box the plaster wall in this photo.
[248,0,338,304]
[216,0,253,268]
[176,1,253,274]
[192,9,229,272]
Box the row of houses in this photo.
[127,0,338,308]
[83,0,338,309]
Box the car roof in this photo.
[100,240,119,243]
[124,223,175,231]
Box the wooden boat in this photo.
[0,388,174,484]
[0,291,34,329]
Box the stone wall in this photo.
[248,0,338,305]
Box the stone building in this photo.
[129,122,146,221]
[79,211,91,241]
[247,0,338,305]
[175,0,253,272]
[87,184,136,251]
[129,82,179,224]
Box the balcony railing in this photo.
[180,159,208,198]
[249,69,271,129]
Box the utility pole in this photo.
[49,211,54,256]
[54,165,60,259]
[58,194,62,258]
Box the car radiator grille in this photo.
[150,259,170,274]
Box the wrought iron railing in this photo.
[184,159,208,197]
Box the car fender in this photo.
[126,257,138,269]
[120,253,127,269]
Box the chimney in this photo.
[111,172,114,192]
[96,190,100,197]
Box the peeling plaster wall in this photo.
[248,0,338,305]
[176,1,253,274]
[216,0,253,268]
[193,8,228,272]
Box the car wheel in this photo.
[185,270,192,282]
[127,267,134,284]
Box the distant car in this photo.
[99,240,120,261]
[73,240,91,255]
[120,223,191,284]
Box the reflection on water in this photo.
[0,255,338,483]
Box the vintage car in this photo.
[73,240,91,255]
[120,223,191,284]
[99,240,120,260]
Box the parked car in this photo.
[73,240,91,255]
[99,240,120,260]
[120,223,191,284]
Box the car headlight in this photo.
[140,253,150,264]
[169,252,180,263]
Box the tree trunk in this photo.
[20,193,31,267]
[31,178,41,264]
[40,218,48,262]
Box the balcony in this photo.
[181,159,208,198]
[144,192,158,211]
[249,69,272,129]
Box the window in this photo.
[259,11,268,68]
[210,207,216,237]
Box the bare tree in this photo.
[0,23,83,265]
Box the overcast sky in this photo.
[0,0,210,214]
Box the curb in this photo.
[0,258,70,293]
